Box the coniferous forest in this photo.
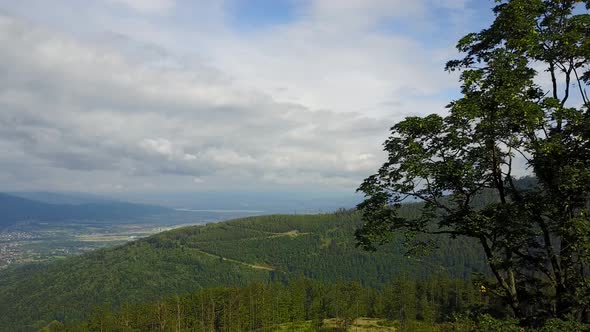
[4,203,588,331]
[0,209,488,331]
[47,276,484,331]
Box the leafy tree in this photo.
[39,320,65,332]
[356,0,590,324]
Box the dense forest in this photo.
[0,209,487,331]
[37,277,589,331]
[42,276,484,331]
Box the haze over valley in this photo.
[0,191,359,269]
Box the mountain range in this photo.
[0,193,171,228]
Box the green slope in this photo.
[0,210,486,330]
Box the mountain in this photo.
[6,191,120,205]
[0,193,172,228]
[114,191,363,214]
[0,209,487,330]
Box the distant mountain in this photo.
[0,210,487,330]
[0,193,172,228]
[114,191,363,213]
[6,191,120,205]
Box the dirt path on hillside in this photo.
[191,247,274,271]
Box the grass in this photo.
[274,318,398,331]
[274,318,472,332]
[189,247,275,271]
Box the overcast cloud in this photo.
[0,0,493,192]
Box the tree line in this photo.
[41,275,485,332]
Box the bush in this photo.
[536,318,589,332]
[477,315,521,332]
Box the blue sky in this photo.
[0,0,501,193]
[227,0,301,29]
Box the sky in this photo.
[0,0,496,194]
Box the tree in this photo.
[356,0,590,324]
[39,320,65,332]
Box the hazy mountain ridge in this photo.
[6,191,121,205]
[0,193,172,228]
[113,191,363,214]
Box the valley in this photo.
[0,221,202,269]
[0,192,269,269]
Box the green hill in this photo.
[0,210,486,331]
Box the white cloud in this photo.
[0,0,475,192]
[0,15,392,191]
[105,0,176,14]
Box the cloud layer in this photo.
[0,0,479,192]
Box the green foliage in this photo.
[38,321,65,332]
[477,315,521,332]
[357,0,590,324]
[41,277,483,332]
[0,211,487,331]
[537,318,590,332]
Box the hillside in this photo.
[58,277,481,331]
[0,210,487,331]
[0,193,172,228]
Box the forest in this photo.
[0,209,487,331]
[38,276,588,332]
[41,276,485,331]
